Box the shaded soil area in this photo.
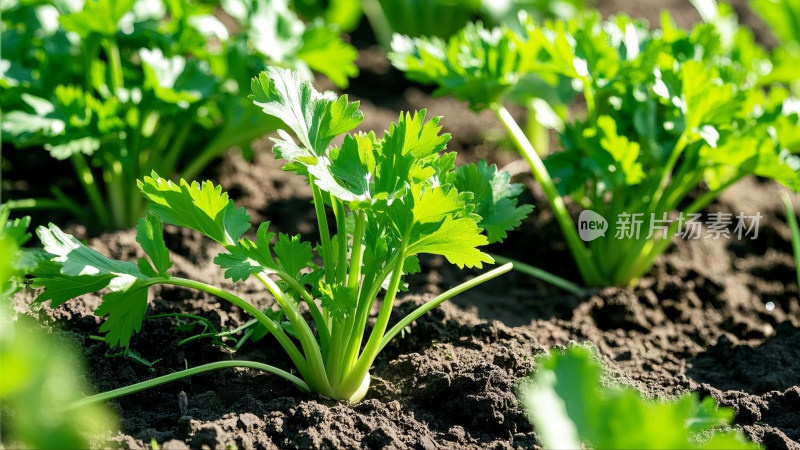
[7,0,800,449]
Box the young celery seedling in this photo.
[519,343,760,449]
[390,10,800,287]
[32,68,532,404]
[0,208,116,449]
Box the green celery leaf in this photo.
[96,281,151,348]
[774,113,800,153]
[59,0,136,37]
[318,283,357,317]
[32,274,115,308]
[328,133,374,198]
[37,224,146,278]
[214,222,278,282]
[239,0,304,62]
[749,0,800,46]
[701,120,800,192]
[5,85,123,160]
[135,213,172,276]
[138,173,251,245]
[371,111,452,198]
[371,131,415,199]
[46,137,101,160]
[250,67,362,156]
[223,0,356,88]
[389,19,550,110]
[308,110,452,204]
[595,116,645,185]
[33,224,156,347]
[297,22,359,88]
[411,186,465,225]
[3,213,32,247]
[140,49,216,106]
[701,134,760,190]
[1,111,64,142]
[681,61,738,131]
[454,161,534,243]
[214,250,262,282]
[520,344,761,449]
[754,149,800,191]
[407,217,492,269]
[390,110,451,159]
[273,233,313,278]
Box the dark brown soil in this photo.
[8,1,800,449]
[16,165,800,450]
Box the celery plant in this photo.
[31,68,531,403]
[1,0,357,229]
[390,10,800,286]
[519,344,760,449]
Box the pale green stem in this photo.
[104,158,128,227]
[161,124,193,177]
[160,277,310,380]
[647,133,689,218]
[180,114,278,181]
[71,154,110,227]
[103,39,124,94]
[100,38,131,227]
[338,242,408,396]
[326,315,345,390]
[333,211,367,381]
[340,253,399,379]
[362,0,393,49]
[312,184,335,284]
[348,211,366,290]
[5,198,86,219]
[526,105,549,157]
[493,104,600,285]
[276,271,329,349]
[379,263,513,352]
[334,199,348,285]
[783,193,800,288]
[583,79,596,118]
[51,186,88,219]
[487,254,584,296]
[256,273,333,395]
[67,360,309,411]
[615,175,743,284]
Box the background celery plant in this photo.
[1,0,357,229]
[390,7,800,286]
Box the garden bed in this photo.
[16,94,800,450]
[9,1,800,448]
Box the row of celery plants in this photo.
[2,0,357,228]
